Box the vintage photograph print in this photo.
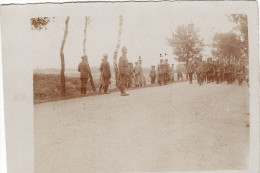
[1,1,258,173]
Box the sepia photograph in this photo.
[0,1,259,173]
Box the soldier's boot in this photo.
[98,85,103,93]
[83,87,87,95]
[104,85,110,94]
[81,87,83,94]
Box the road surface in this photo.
[34,81,249,173]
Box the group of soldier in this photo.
[149,59,175,85]
[186,58,248,86]
[127,59,146,88]
[78,47,248,97]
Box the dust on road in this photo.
[34,81,249,173]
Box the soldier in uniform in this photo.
[230,64,236,84]
[164,59,170,84]
[215,62,221,84]
[118,47,129,96]
[78,56,91,95]
[133,62,139,87]
[197,59,204,86]
[138,59,144,87]
[163,59,169,85]
[195,60,201,84]
[206,61,210,83]
[134,60,142,87]
[177,64,183,80]
[187,60,195,84]
[225,63,231,84]
[149,65,156,84]
[98,58,105,93]
[99,54,111,94]
[170,64,175,82]
[126,62,134,88]
[157,59,164,85]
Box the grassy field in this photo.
[34,67,181,104]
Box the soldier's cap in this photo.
[165,59,168,61]
[160,59,163,61]
[103,54,108,57]
[135,62,138,64]
[151,65,155,67]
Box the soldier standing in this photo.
[205,61,210,83]
[170,64,175,82]
[187,60,195,84]
[157,59,164,85]
[138,59,144,87]
[133,62,139,87]
[216,62,221,84]
[177,64,183,80]
[118,46,130,96]
[99,54,111,94]
[149,65,156,84]
[98,58,105,93]
[134,60,142,87]
[195,60,201,84]
[78,56,91,95]
[127,62,134,88]
[164,59,169,84]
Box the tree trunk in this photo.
[114,16,123,87]
[60,17,70,96]
[83,17,96,92]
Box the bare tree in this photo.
[60,17,70,96]
[113,16,123,87]
[82,17,96,92]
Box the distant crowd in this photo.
[185,58,249,86]
[78,47,249,96]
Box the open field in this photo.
[33,68,179,103]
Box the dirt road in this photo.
[34,81,249,173]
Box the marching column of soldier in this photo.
[186,57,248,86]
[78,47,248,96]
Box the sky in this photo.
[30,2,239,69]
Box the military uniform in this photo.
[149,66,156,84]
[187,61,195,84]
[177,65,183,80]
[78,57,91,95]
[99,56,111,93]
[237,64,244,85]
[127,63,134,88]
[134,62,142,87]
[138,60,144,87]
[118,47,129,96]
[157,60,164,85]
[196,61,204,85]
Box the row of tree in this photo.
[31,16,123,96]
[167,14,248,66]
[31,14,248,96]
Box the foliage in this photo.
[228,14,248,63]
[212,32,242,63]
[30,17,51,31]
[167,23,204,64]
[212,14,248,64]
